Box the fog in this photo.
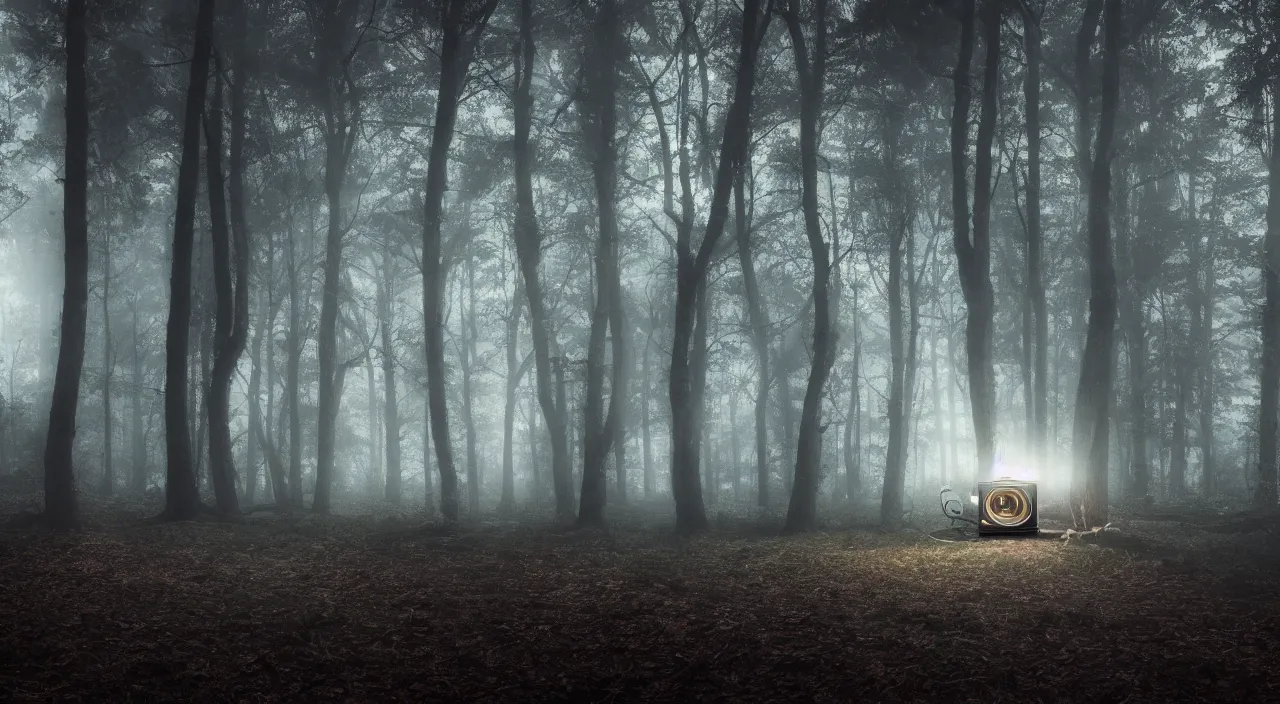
[0,0,1273,530]
[9,0,1280,700]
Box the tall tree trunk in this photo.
[44,0,89,528]
[904,221,923,492]
[729,388,741,501]
[285,207,303,508]
[879,118,911,526]
[311,144,345,512]
[162,0,215,521]
[1,324,7,478]
[1198,185,1217,496]
[130,299,146,492]
[462,236,479,515]
[423,169,457,520]
[946,319,962,480]
[1021,0,1049,473]
[882,229,908,525]
[423,385,434,513]
[510,0,572,520]
[311,2,361,514]
[669,0,769,533]
[264,232,277,502]
[500,273,523,513]
[1169,340,1190,497]
[578,0,624,527]
[703,401,716,505]
[424,0,497,522]
[951,0,999,488]
[556,355,568,499]
[253,228,288,509]
[229,0,253,501]
[641,323,654,498]
[1157,339,1167,488]
[1020,244,1033,448]
[613,337,628,505]
[567,380,578,494]
[1117,171,1149,500]
[364,351,379,494]
[527,382,540,502]
[1257,73,1280,508]
[1070,0,1121,527]
[735,153,772,508]
[206,61,245,516]
[845,283,861,499]
[692,279,713,506]
[247,288,265,505]
[930,325,947,488]
[195,313,210,490]
[100,236,113,496]
[379,235,401,504]
[779,357,795,495]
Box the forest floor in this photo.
[2,485,1279,703]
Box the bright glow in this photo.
[992,462,1038,482]
[982,445,1077,499]
[969,495,979,505]
[991,451,1040,482]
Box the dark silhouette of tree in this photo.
[781,0,832,534]
[950,0,1000,495]
[422,0,500,523]
[162,0,216,522]
[42,0,89,530]
[578,0,626,528]
[1020,0,1049,476]
[668,0,771,534]
[1069,0,1121,528]
[511,0,574,521]
[309,0,366,515]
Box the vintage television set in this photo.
[977,479,1038,536]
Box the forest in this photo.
[2,0,1280,700]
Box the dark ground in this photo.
[2,487,1279,703]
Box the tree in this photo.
[499,271,529,513]
[877,109,916,528]
[781,0,833,533]
[1020,0,1049,475]
[577,0,626,528]
[379,229,402,504]
[1257,35,1280,509]
[949,0,1000,493]
[309,0,365,515]
[99,229,113,496]
[205,44,249,516]
[42,0,89,529]
[511,0,574,521]
[162,0,216,521]
[422,0,500,522]
[668,0,771,533]
[459,216,479,515]
[1207,0,1280,509]
[129,296,146,493]
[1069,0,1121,527]
[285,196,304,509]
[733,160,773,506]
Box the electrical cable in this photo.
[926,527,978,543]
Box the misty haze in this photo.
[1,0,1279,701]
